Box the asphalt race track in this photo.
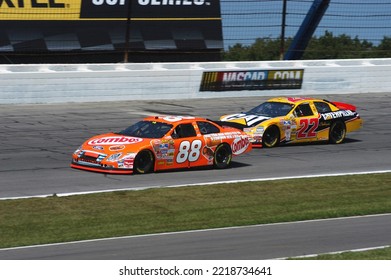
[1,92,390,199]
[1,214,390,259]
[1,92,390,259]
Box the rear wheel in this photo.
[213,144,232,169]
[329,121,346,144]
[262,126,280,148]
[134,150,154,174]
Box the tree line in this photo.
[222,31,391,61]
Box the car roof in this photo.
[267,97,324,105]
[143,115,207,124]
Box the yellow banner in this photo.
[0,0,81,20]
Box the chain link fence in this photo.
[221,0,391,49]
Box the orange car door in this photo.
[171,122,206,169]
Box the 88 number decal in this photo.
[176,140,202,164]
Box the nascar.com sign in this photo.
[200,69,304,91]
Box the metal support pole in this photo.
[124,0,132,63]
[280,0,287,60]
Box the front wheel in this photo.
[213,144,232,169]
[329,121,346,144]
[262,126,280,148]
[134,150,155,174]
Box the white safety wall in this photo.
[0,58,390,104]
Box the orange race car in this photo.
[71,116,252,174]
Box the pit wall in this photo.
[0,58,390,104]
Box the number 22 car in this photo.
[220,97,363,148]
[71,116,252,174]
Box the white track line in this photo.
[1,213,390,252]
[1,170,390,201]
[276,245,391,260]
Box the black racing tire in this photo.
[134,150,155,174]
[329,121,346,144]
[213,143,232,169]
[262,126,280,148]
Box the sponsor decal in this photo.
[109,145,125,151]
[204,131,242,142]
[162,116,195,122]
[118,153,136,168]
[107,152,122,162]
[88,136,143,145]
[321,110,355,120]
[287,97,313,102]
[231,136,250,155]
[92,145,104,150]
[200,69,304,91]
[151,139,175,160]
[220,113,270,127]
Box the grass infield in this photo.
[0,173,390,252]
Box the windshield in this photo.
[118,121,173,139]
[247,102,294,118]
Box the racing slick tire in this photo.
[213,143,232,169]
[262,126,280,148]
[134,150,155,174]
[329,121,346,144]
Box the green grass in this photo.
[0,173,390,251]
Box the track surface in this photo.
[1,214,390,260]
[1,93,390,199]
[0,93,390,259]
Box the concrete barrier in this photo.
[0,58,390,104]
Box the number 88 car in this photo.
[71,116,252,174]
[220,97,363,148]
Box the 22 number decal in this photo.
[176,140,202,163]
[297,118,319,138]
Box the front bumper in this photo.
[70,160,133,174]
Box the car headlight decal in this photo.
[106,153,122,162]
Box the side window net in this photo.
[197,121,220,135]
[314,102,332,113]
[172,123,197,138]
[295,104,313,117]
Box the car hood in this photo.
[81,133,148,154]
[220,113,271,127]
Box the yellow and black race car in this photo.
[220,97,363,148]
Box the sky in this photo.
[220,0,391,49]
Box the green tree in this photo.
[222,31,391,61]
[376,36,391,58]
[221,43,251,61]
[223,38,282,61]
[303,31,375,59]
[247,38,281,61]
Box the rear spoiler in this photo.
[326,100,357,111]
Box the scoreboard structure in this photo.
[0,0,223,63]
